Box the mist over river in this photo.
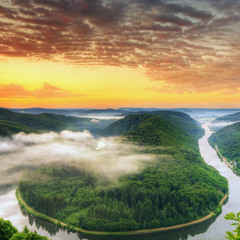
[1,124,240,240]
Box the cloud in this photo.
[165,3,213,20]
[0,141,20,153]
[0,0,239,93]
[0,130,157,185]
[154,14,193,26]
[209,0,240,12]
[146,58,240,93]
[0,82,81,98]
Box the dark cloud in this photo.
[0,0,239,93]
[210,0,240,11]
[154,14,193,26]
[165,3,213,20]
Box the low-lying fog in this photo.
[0,130,156,186]
[208,121,240,132]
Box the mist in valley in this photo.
[0,130,157,186]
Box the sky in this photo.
[0,0,240,108]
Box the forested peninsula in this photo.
[18,112,228,233]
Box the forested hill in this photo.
[0,108,89,132]
[213,111,240,123]
[209,122,240,173]
[19,111,228,232]
[102,111,204,140]
[0,108,114,135]
[0,120,38,136]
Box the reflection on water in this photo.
[0,124,239,240]
[0,190,81,240]
[78,216,217,240]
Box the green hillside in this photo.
[19,112,228,232]
[103,111,204,139]
[0,108,88,132]
[0,120,38,136]
[0,108,114,135]
[214,112,240,123]
[209,122,240,173]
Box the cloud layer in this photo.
[0,0,240,93]
[0,130,156,185]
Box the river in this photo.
[0,124,239,240]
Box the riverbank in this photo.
[16,188,228,236]
[214,145,240,176]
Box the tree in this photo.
[0,218,18,240]
[11,226,49,240]
[225,212,240,240]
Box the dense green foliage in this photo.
[0,120,38,136]
[11,226,49,240]
[0,218,49,240]
[209,122,240,173]
[0,218,18,240]
[214,112,240,123]
[19,112,228,232]
[103,111,204,139]
[0,108,114,135]
[224,212,240,240]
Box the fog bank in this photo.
[0,131,156,185]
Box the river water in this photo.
[0,124,239,240]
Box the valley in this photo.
[0,109,240,239]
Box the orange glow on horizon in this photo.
[0,58,240,109]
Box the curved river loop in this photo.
[0,123,240,240]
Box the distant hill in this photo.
[10,107,128,117]
[213,112,240,123]
[9,107,240,119]
[0,108,89,132]
[0,108,114,135]
[0,120,38,136]
[209,122,240,173]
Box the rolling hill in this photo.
[0,108,88,132]
[213,112,240,123]
[0,108,115,136]
[0,120,38,136]
[102,111,204,140]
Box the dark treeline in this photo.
[19,112,228,232]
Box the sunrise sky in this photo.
[0,0,240,108]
